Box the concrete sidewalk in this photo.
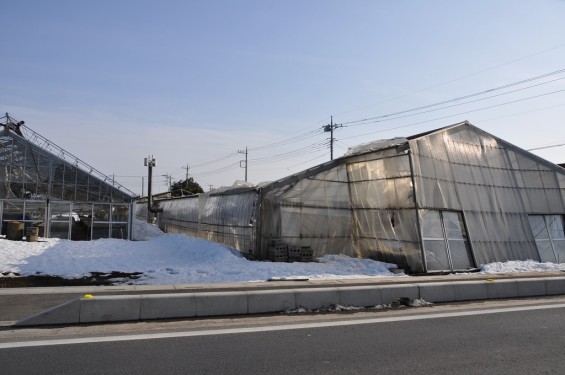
[3,271,565,326]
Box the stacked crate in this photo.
[288,246,302,262]
[268,241,315,262]
[268,241,288,262]
[300,246,314,262]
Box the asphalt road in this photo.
[1,298,564,374]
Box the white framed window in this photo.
[528,215,565,263]
[421,210,474,272]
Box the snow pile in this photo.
[131,219,164,241]
[0,233,402,285]
[480,259,565,274]
[2,219,565,286]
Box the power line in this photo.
[248,129,323,152]
[476,102,565,124]
[342,68,565,126]
[527,143,565,151]
[345,76,565,127]
[333,42,565,118]
[340,89,565,142]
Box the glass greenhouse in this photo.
[1,114,135,240]
[138,122,565,273]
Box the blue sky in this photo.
[2,1,565,194]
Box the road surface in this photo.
[1,297,564,374]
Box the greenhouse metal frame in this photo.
[139,121,565,273]
[1,114,135,240]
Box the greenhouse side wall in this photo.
[136,189,259,257]
[259,147,423,272]
[259,163,354,260]
[347,149,422,272]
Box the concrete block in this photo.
[517,278,547,297]
[339,286,382,307]
[545,277,565,296]
[247,290,296,314]
[486,279,519,299]
[15,298,81,326]
[195,292,247,316]
[80,295,141,323]
[380,284,420,305]
[294,288,340,310]
[418,282,455,303]
[454,281,488,301]
[140,293,197,320]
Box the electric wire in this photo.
[345,76,565,126]
[339,88,565,141]
[527,143,565,151]
[171,53,565,184]
[333,42,565,118]
[475,102,565,124]
[341,68,565,126]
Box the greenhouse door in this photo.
[421,210,474,272]
[528,215,565,263]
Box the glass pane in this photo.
[50,202,72,222]
[421,210,443,239]
[49,221,70,239]
[448,240,473,269]
[554,240,565,264]
[24,202,46,224]
[443,211,467,239]
[92,223,110,240]
[93,204,111,222]
[536,240,557,263]
[111,204,130,222]
[529,216,549,239]
[111,223,128,239]
[547,215,565,240]
[424,239,450,271]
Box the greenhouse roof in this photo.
[1,113,135,201]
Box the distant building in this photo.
[138,121,565,274]
[0,113,135,240]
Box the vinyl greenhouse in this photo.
[139,121,565,274]
[0,114,135,240]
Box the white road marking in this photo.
[2,302,565,349]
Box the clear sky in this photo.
[2,0,565,195]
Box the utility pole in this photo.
[161,173,172,191]
[144,155,162,217]
[182,164,190,189]
[324,116,343,160]
[238,147,248,182]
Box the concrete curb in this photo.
[15,276,565,326]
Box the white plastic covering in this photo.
[138,122,565,273]
[137,187,258,256]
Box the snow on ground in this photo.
[479,260,565,274]
[0,220,402,285]
[1,220,564,285]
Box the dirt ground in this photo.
[0,272,143,288]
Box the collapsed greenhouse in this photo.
[138,121,565,274]
[0,113,135,240]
